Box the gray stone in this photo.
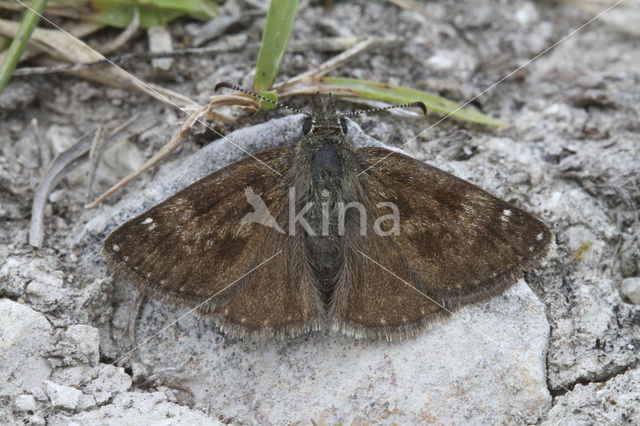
[620,277,640,304]
[0,256,31,297]
[28,415,46,426]
[47,363,131,407]
[620,235,640,277]
[14,394,37,412]
[125,280,550,424]
[42,380,82,410]
[0,299,53,397]
[50,365,94,387]
[83,364,132,405]
[48,391,222,426]
[536,181,639,391]
[45,124,78,157]
[101,138,146,178]
[68,325,100,365]
[60,324,101,366]
[147,26,174,71]
[23,262,70,312]
[0,81,37,110]
[543,368,640,425]
[77,393,97,411]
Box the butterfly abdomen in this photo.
[292,139,354,312]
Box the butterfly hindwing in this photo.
[331,228,449,340]
[207,226,322,338]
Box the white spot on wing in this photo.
[112,244,119,252]
[501,209,512,223]
[141,217,157,231]
[537,232,544,241]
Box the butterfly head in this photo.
[303,93,348,136]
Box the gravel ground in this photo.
[1,0,639,424]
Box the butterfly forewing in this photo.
[103,147,320,338]
[357,147,552,308]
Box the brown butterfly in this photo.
[103,85,551,341]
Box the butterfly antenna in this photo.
[214,82,311,116]
[340,100,427,117]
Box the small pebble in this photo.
[620,278,640,304]
[42,380,82,410]
[15,394,37,412]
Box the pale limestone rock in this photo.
[0,300,53,396]
[42,380,82,410]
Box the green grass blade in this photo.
[253,0,298,109]
[0,0,49,94]
[322,77,507,127]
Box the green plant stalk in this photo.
[253,0,298,109]
[0,0,49,94]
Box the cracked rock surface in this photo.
[1,0,639,423]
